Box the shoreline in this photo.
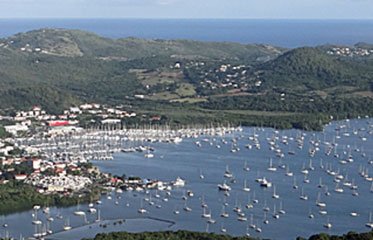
[47,217,176,240]
[0,117,370,216]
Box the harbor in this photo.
[0,118,372,240]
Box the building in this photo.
[15,174,27,181]
[4,124,29,135]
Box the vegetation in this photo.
[82,230,254,240]
[0,181,101,215]
[298,231,373,240]
[0,29,372,130]
[81,230,373,240]
[0,125,10,138]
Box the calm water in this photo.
[1,118,372,240]
[0,19,373,47]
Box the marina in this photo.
[0,118,372,240]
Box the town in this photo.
[0,103,237,216]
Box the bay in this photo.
[1,118,372,240]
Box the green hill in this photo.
[259,47,372,90]
[0,28,372,129]
[4,28,284,60]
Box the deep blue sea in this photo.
[0,19,373,48]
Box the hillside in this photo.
[259,47,373,90]
[3,28,284,60]
[0,28,372,130]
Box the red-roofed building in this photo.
[48,121,69,127]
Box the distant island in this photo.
[0,28,372,130]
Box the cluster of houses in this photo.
[326,47,373,57]
[0,154,103,194]
[0,103,172,196]
[26,175,93,194]
[0,103,138,137]
[184,61,261,93]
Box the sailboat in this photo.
[255,223,262,233]
[224,165,233,178]
[144,147,154,158]
[303,174,310,184]
[366,212,373,229]
[285,165,293,177]
[219,205,229,218]
[249,214,256,229]
[300,187,308,200]
[207,211,216,224]
[243,179,251,192]
[220,222,227,233]
[323,216,332,229]
[218,181,232,191]
[237,212,247,222]
[301,162,309,175]
[324,185,331,196]
[183,200,192,212]
[272,185,280,199]
[252,191,259,204]
[138,199,147,214]
[267,158,277,172]
[95,209,101,222]
[199,169,204,179]
[173,205,180,215]
[320,158,324,169]
[263,212,269,224]
[33,225,42,238]
[233,199,242,213]
[0,215,8,231]
[46,211,54,222]
[352,189,359,197]
[350,211,359,217]
[46,221,53,235]
[32,209,42,225]
[316,192,326,207]
[74,201,86,216]
[278,201,286,215]
[308,159,315,171]
[246,194,253,209]
[308,208,315,219]
[334,182,344,193]
[293,176,299,189]
[318,177,324,188]
[56,209,63,219]
[243,160,250,171]
[202,208,211,218]
[262,200,270,212]
[201,195,208,208]
[272,204,280,219]
[63,218,72,231]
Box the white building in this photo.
[4,124,29,135]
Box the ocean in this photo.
[0,19,373,48]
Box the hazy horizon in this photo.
[1,18,373,48]
[1,0,373,19]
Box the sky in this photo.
[0,0,372,19]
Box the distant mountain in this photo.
[3,28,284,60]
